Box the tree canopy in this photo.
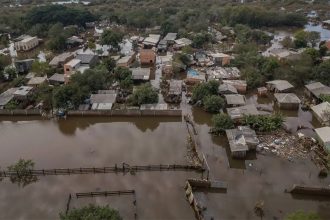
[60,204,122,220]
[129,83,158,106]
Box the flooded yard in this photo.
[0,103,329,219]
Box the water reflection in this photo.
[56,116,182,135]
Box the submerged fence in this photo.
[75,190,136,198]
[0,109,43,116]
[0,163,204,178]
[67,109,182,117]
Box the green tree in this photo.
[192,32,212,48]
[281,36,294,49]
[47,35,66,52]
[285,211,321,220]
[7,159,38,187]
[294,30,308,48]
[242,114,283,132]
[103,58,116,72]
[307,31,320,48]
[3,66,17,81]
[211,113,234,134]
[31,61,53,76]
[191,80,220,104]
[313,60,330,85]
[129,83,158,106]
[60,204,122,220]
[320,94,330,102]
[100,30,124,50]
[203,95,225,113]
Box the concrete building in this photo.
[174,38,192,49]
[64,59,81,83]
[274,93,301,110]
[14,35,39,51]
[315,127,330,152]
[266,80,294,93]
[15,59,34,74]
[311,102,330,126]
[143,34,161,48]
[226,129,248,159]
[76,54,99,67]
[163,33,177,44]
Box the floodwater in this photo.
[305,22,330,42]
[0,102,330,219]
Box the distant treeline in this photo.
[25,5,96,28]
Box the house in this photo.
[13,86,33,99]
[163,33,177,44]
[219,83,238,95]
[222,80,247,94]
[90,90,117,110]
[76,54,99,67]
[238,126,259,150]
[207,67,240,80]
[49,52,74,68]
[227,104,260,120]
[226,128,249,159]
[140,49,156,65]
[266,80,294,93]
[224,94,246,107]
[0,88,18,109]
[27,76,47,87]
[130,67,151,81]
[311,102,330,125]
[48,73,65,85]
[117,53,136,67]
[143,34,161,48]
[174,38,192,49]
[315,127,330,152]
[185,68,206,85]
[165,80,183,103]
[305,82,330,101]
[209,53,231,66]
[274,93,301,110]
[64,59,81,83]
[14,35,39,51]
[15,59,34,73]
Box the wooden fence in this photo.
[75,190,135,198]
[0,164,204,178]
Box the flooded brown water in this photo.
[0,101,330,219]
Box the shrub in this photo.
[211,113,234,134]
[203,95,225,113]
[7,159,38,187]
[285,211,321,220]
[60,204,122,220]
[242,114,283,132]
[191,80,219,104]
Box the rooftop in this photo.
[143,34,161,45]
[207,67,240,80]
[227,104,260,120]
[175,38,192,46]
[274,93,301,104]
[27,76,47,86]
[311,102,330,123]
[90,93,117,104]
[315,127,330,151]
[226,129,249,152]
[76,54,97,64]
[13,86,33,96]
[0,88,18,107]
[169,80,183,95]
[49,73,65,83]
[219,83,238,94]
[130,68,151,80]
[140,104,168,110]
[305,82,330,98]
[225,94,246,106]
[267,80,294,92]
[65,59,81,67]
[49,52,74,66]
[163,33,177,41]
